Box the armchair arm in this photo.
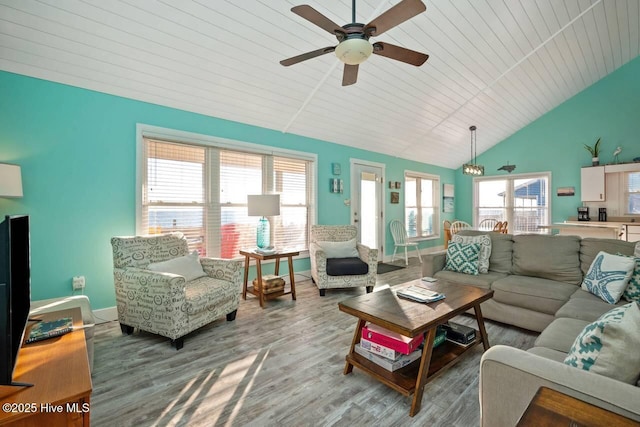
[357,243,378,277]
[199,257,243,286]
[113,267,188,336]
[421,250,446,277]
[309,243,327,284]
[479,345,640,426]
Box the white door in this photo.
[351,160,385,255]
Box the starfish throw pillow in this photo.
[581,251,635,304]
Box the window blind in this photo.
[141,136,314,258]
[625,172,640,214]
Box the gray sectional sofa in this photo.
[422,230,640,425]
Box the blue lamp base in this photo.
[256,217,270,249]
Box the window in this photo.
[624,172,640,214]
[139,128,315,258]
[404,172,440,238]
[474,173,550,234]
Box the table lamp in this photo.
[0,163,23,198]
[247,194,280,250]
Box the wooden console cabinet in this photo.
[0,307,92,426]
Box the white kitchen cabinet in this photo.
[626,225,640,242]
[581,166,606,201]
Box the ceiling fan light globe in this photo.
[335,38,373,65]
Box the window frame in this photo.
[472,172,551,234]
[136,124,317,257]
[403,170,441,240]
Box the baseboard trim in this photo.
[93,306,118,324]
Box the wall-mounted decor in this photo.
[389,181,395,189]
[390,191,399,204]
[557,186,575,197]
[332,163,341,175]
[443,183,454,213]
[330,178,343,194]
[394,181,401,189]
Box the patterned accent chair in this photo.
[309,225,378,296]
[111,233,243,349]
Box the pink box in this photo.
[361,323,424,355]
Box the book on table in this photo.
[361,327,446,360]
[25,317,73,344]
[362,323,424,355]
[396,284,445,303]
[354,343,422,372]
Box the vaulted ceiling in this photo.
[1,0,638,169]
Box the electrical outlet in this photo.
[72,276,85,290]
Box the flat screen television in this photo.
[0,215,31,387]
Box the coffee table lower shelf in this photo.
[345,337,481,396]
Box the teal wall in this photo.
[455,55,640,223]
[0,71,454,310]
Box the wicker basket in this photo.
[252,275,285,294]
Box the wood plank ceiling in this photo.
[1,0,638,169]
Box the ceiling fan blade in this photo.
[291,5,345,36]
[342,64,359,86]
[280,46,336,66]
[364,0,426,37]
[373,42,429,66]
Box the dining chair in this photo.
[479,218,499,230]
[443,220,452,249]
[450,220,472,235]
[390,219,422,265]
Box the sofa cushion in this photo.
[457,230,513,274]
[527,346,567,362]
[579,237,636,276]
[512,235,582,284]
[556,289,629,322]
[452,234,492,274]
[534,317,589,353]
[581,251,635,304]
[326,257,368,276]
[433,270,507,290]
[564,302,640,384]
[317,239,359,258]
[444,241,480,275]
[147,251,207,282]
[491,276,577,315]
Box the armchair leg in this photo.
[319,289,326,296]
[366,286,373,293]
[226,309,238,321]
[120,323,134,335]
[171,338,184,350]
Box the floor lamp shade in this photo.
[0,164,23,198]
[247,195,280,249]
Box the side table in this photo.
[240,249,300,308]
[517,386,640,426]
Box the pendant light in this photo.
[463,125,484,176]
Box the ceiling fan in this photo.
[280,0,429,86]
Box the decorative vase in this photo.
[592,157,599,166]
[256,217,270,249]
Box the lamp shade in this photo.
[0,163,23,198]
[247,194,280,217]
[335,38,373,65]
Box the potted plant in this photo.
[584,137,602,166]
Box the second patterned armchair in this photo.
[111,232,243,349]
[309,225,378,296]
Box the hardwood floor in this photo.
[90,259,538,427]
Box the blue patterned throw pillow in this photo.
[564,302,640,384]
[444,241,480,275]
[622,256,640,303]
[581,251,635,304]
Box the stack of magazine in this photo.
[25,317,73,344]
[396,285,445,303]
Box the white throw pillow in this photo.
[147,251,207,282]
[317,239,359,258]
[581,251,635,304]
[564,302,640,384]
[451,234,492,274]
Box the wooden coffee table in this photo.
[338,280,494,417]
